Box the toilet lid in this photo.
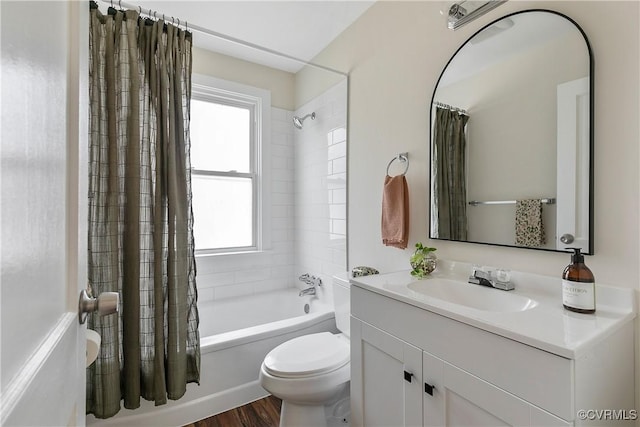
[264,332,349,378]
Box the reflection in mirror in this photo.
[430,10,593,253]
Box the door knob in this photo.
[560,233,575,244]
[78,288,119,324]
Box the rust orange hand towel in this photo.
[381,175,409,249]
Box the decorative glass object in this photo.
[410,243,437,279]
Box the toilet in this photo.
[259,273,351,427]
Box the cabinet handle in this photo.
[404,370,414,383]
[424,382,435,396]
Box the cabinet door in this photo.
[351,317,422,427]
[424,351,570,427]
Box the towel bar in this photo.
[468,198,556,206]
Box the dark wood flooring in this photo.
[183,395,282,427]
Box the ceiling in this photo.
[130,1,375,73]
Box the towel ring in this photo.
[386,153,409,176]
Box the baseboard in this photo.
[87,381,270,427]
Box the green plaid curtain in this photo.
[433,106,469,240]
[87,4,199,418]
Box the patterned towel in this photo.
[515,199,546,247]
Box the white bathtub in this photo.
[87,288,336,427]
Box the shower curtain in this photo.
[432,106,469,240]
[87,4,200,418]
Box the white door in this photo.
[1,2,88,426]
[556,77,590,252]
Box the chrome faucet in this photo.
[298,273,322,296]
[469,266,514,291]
[469,268,494,287]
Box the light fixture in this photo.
[446,0,508,30]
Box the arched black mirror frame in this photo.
[428,9,594,254]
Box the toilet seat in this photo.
[263,332,349,379]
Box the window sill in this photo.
[195,249,270,259]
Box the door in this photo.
[1,2,88,426]
[556,77,590,251]
[351,318,422,427]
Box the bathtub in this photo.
[86,288,336,427]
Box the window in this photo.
[190,75,271,254]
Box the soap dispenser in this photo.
[562,248,595,314]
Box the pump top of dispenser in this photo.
[566,247,585,264]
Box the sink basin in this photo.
[406,278,538,313]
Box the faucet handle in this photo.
[299,273,311,284]
[494,269,511,283]
[472,267,492,281]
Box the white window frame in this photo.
[191,74,271,255]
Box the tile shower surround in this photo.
[196,81,347,302]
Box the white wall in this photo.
[314,0,639,289]
[193,46,295,110]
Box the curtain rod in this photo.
[433,101,469,116]
[97,0,348,77]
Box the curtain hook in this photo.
[138,6,141,15]
[177,18,180,27]
[118,0,121,9]
[154,11,157,19]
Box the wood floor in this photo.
[183,395,282,427]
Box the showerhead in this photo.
[293,112,316,129]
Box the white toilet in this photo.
[260,273,351,427]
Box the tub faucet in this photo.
[299,286,317,297]
[298,273,322,296]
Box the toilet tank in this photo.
[332,273,351,338]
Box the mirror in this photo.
[429,10,593,253]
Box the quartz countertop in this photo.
[349,261,636,359]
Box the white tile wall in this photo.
[195,80,347,303]
[294,79,348,290]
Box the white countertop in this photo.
[350,261,637,359]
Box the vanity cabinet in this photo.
[350,284,635,427]
[351,318,569,427]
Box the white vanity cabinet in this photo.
[350,281,635,427]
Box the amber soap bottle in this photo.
[562,248,595,313]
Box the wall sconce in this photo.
[445,0,507,30]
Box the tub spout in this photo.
[299,286,317,297]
